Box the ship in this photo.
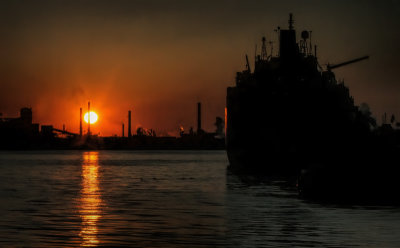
[226,14,376,176]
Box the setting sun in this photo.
[84,111,98,124]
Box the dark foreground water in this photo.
[0,150,399,247]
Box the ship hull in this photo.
[226,86,306,175]
[225,75,362,175]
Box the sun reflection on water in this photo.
[80,151,102,247]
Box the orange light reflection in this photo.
[79,151,102,247]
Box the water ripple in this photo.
[0,150,399,247]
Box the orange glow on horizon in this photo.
[25,89,225,137]
[84,111,98,124]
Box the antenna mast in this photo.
[288,13,294,30]
[261,37,267,60]
[245,54,251,72]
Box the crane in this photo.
[327,56,369,71]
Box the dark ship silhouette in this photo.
[226,14,400,203]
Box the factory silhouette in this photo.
[0,102,225,150]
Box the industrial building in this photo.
[0,102,225,150]
[0,108,40,148]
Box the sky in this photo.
[1,0,400,136]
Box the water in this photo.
[0,150,399,247]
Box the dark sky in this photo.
[1,0,400,136]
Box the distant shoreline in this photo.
[0,147,226,151]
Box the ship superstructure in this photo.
[226,14,371,175]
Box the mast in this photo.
[128,110,132,138]
[288,13,294,30]
[79,107,82,136]
[261,37,267,60]
[88,101,90,136]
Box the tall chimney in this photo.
[79,107,83,136]
[197,102,202,132]
[122,123,125,137]
[128,110,132,138]
[88,101,91,136]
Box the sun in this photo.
[84,111,98,124]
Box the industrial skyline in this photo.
[1,0,400,136]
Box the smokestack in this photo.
[88,101,90,136]
[122,123,125,137]
[128,110,132,138]
[79,108,83,136]
[197,102,202,132]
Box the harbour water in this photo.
[0,150,399,247]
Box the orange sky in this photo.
[1,0,400,136]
